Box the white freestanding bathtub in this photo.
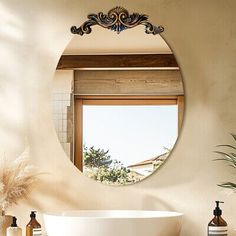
[43,210,183,236]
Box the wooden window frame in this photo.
[74,95,184,171]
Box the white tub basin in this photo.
[43,210,183,236]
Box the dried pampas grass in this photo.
[0,148,38,212]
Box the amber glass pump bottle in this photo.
[26,211,42,236]
[208,201,227,236]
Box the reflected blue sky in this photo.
[83,105,178,166]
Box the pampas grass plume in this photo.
[0,148,38,212]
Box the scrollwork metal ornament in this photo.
[71,6,164,36]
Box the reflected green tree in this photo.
[83,146,138,185]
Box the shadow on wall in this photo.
[0,2,29,158]
[23,174,84,211]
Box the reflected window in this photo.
[74,95,183,185]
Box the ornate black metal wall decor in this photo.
[71,6,164,36]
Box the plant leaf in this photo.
[214,134,236,191]
[216,144,236,151]
[214,151,236,163]
[218,182,236,190]
[231,133,236,142]
[214,150,232,157]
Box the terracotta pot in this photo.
[0,212,13,236]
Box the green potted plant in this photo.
[215,133,236,190]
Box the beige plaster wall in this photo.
[0,0,236,235]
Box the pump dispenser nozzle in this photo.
[213,201,224,216]
[11,217,18,227]
[30,211,36,218]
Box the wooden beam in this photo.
[74,70,184,95]
[57,54,178,69]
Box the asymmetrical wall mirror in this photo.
[52,7,184,186]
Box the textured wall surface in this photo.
[0,0,236,235]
